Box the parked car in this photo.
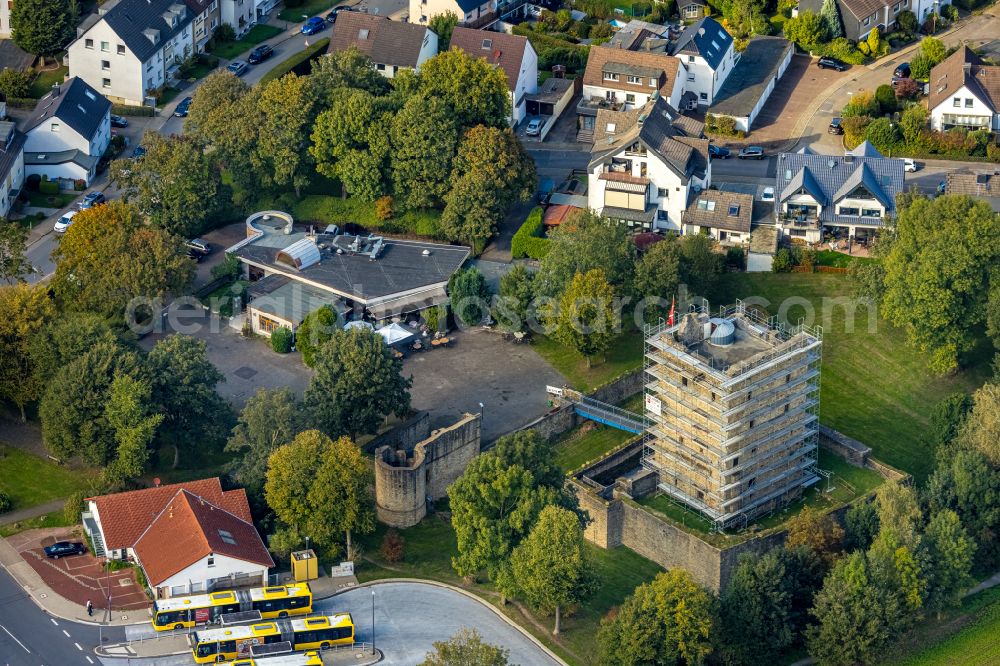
[708,144,731,159]
[894,62,911,78]
[248,44,274,65]
[44,541,86,559]
[173,97,193,117]
[54,211,77,234]
[738,146,765,160]
[903,158,919,172]
[817,57,848,71]
[828,117,844,135]
[185,238,211,258]
[110,114,129,128]
[761,186,775,202]
[525,118,543,136]
[132,145,147,158]
[79,191,106,209]
[326,5,357,22]
[227,60,248,76]
[937,180,946,195]
[301,16,326,35]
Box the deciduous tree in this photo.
[535,210,636,298]
[679,234,724,300]
[309,46,390,101]
[419,49,511,129]
[265,430,374,556]
[493,264,534,333]
[784,505,844,568]
[922,509,975,618]
[0,220,32,283]
[255,73,315,197]
[310,89,391,201]
[51,201,194,321]
[448,267,491,327]
[491,429,566,491]
[102,375,162,489]
[295,305,339,368]
[11,0,75,65]
[440,126,535,247]
[880,195,1000,374]
[0,68,31,100]
[146,334,232,467]
[39,339,148,466]
[111,133,221,238]
[225,387,305,492]
[875,480,923,549]
[428,12,459,50]
[957,382,1000,467]
[28,313,118,385]
[0,283,55,420]
[390,95,459,210]
[419,628,509,666]
[783,10,827,50]
[634,236,681,322]
[598,570,715,666]
[844,500,880,552]
[503,505,595,634]
[305,328,412,439]
[554,269,617,366]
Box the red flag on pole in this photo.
[668,296,675,327]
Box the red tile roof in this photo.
[89,478,252,550]
[133,490,273,586]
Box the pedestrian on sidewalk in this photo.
[86,599,93,616]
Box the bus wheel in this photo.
[217,656,225,663]
[174,624,183,631]
[321,642,330,650]
[278,611,288,618]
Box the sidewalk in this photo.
[0,499,65,526]
[0,537,144,626]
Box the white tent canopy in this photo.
[344,320,375,331]
[376,322,415,347]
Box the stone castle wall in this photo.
[374,413,481,528]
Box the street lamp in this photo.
[371,588,376,656]
[305,536,310,552]
[478,402,485,421]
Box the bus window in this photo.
[195,643,218,658]
[220,640,236,654]
[154,610,186,626]
[288,597,308,610]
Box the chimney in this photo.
[51,83,60,97]
[963,62,972,75]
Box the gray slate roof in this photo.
[22,77,111,142]
[776,147,905,228]
[97,0,192,63]
[710,37,792,119]
[24,149,99,170]
[330,12,434,69]
[0,40,35,72]
[670,16,731,71]
[0,128,26,184]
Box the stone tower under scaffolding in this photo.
[642,301,823,531]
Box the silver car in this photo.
[227,60,248,76]
[525,118,543,136]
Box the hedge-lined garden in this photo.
[511,207,551,259]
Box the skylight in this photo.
[728,205,739,217]
[218,529,236,545]
[358,29,369,39]
[606,123,616,133]
[482,39,492,49]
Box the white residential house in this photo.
[22,77,111,186]
[450,27,536,125]
[669,17,736,108]
[328,12,438,80]
[68,0,195,106]
[410,0,528,27]
[221,0,255,37]
[0,121,26,218]
[587,95,711,234]
[82,478,273,599]
[927,46,1000,132]
[187,0,221,51]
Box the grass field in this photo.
[890,586,1000,666]
[0,511,74,537]
[291,195,442,238]
[553,394,644,472]
[29,66,68,98]
[357,512,663,665]
[533,326,645,392]
[711,273,991,481]
[0,445,96,512]
[209,25,283,60]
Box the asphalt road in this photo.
[0,567,126,666]
[317,582,560,666]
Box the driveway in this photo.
[6,528,150,612]
[317,582,562,666]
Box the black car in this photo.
[828,117,844,135]
[110,114,129,128]
[44,542,86,559]
[327,5,356,22]
[894,62,911,78]
[248,44,274,65]
[817,57,847,72]
[708,144,731,159]
[173,97,193,118]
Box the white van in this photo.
[54,210,77,234]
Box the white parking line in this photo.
[75,642,83,651]
[50,618,58,626]
[62,629,70,638]
[0,624,30,652]
[86,657,94,664]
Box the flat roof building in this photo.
[642,301,822,530]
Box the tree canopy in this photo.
[418,49,512,130]
[11,0,75,62]
[0,283,55,420]
[295,305,340,368]
[225,387,305,492]
[554,269,618,366]
[535,211,636,299]
[419,628,509,666]
[0,220,32,284]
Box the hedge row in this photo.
[112,103,155,117]
[511,207,551,260]
[259,38,331,86]
[5,97,39,110]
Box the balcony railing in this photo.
[463,10,498,29]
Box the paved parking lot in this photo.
[727,54,851,150]
[7,529,150,612]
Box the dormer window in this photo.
[603,71,619,81]
[728,205,739,217]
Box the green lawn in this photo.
[159,87,182,105]
[26,190,78,209]
[533,326,645,393]
[0,445,96,513]
[209,24,283,59]
[711,273,991,481]
[889,586,1000,665]
[0,511,74,537]
[356,513,662,665]
[814,249,874,268]
[278,0,339,21]
[291,194,442,237]
[28,66,68,98]
[554,424,638,473]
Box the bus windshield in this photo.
[196,643,217,658]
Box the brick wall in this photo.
[422,414,482,500]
